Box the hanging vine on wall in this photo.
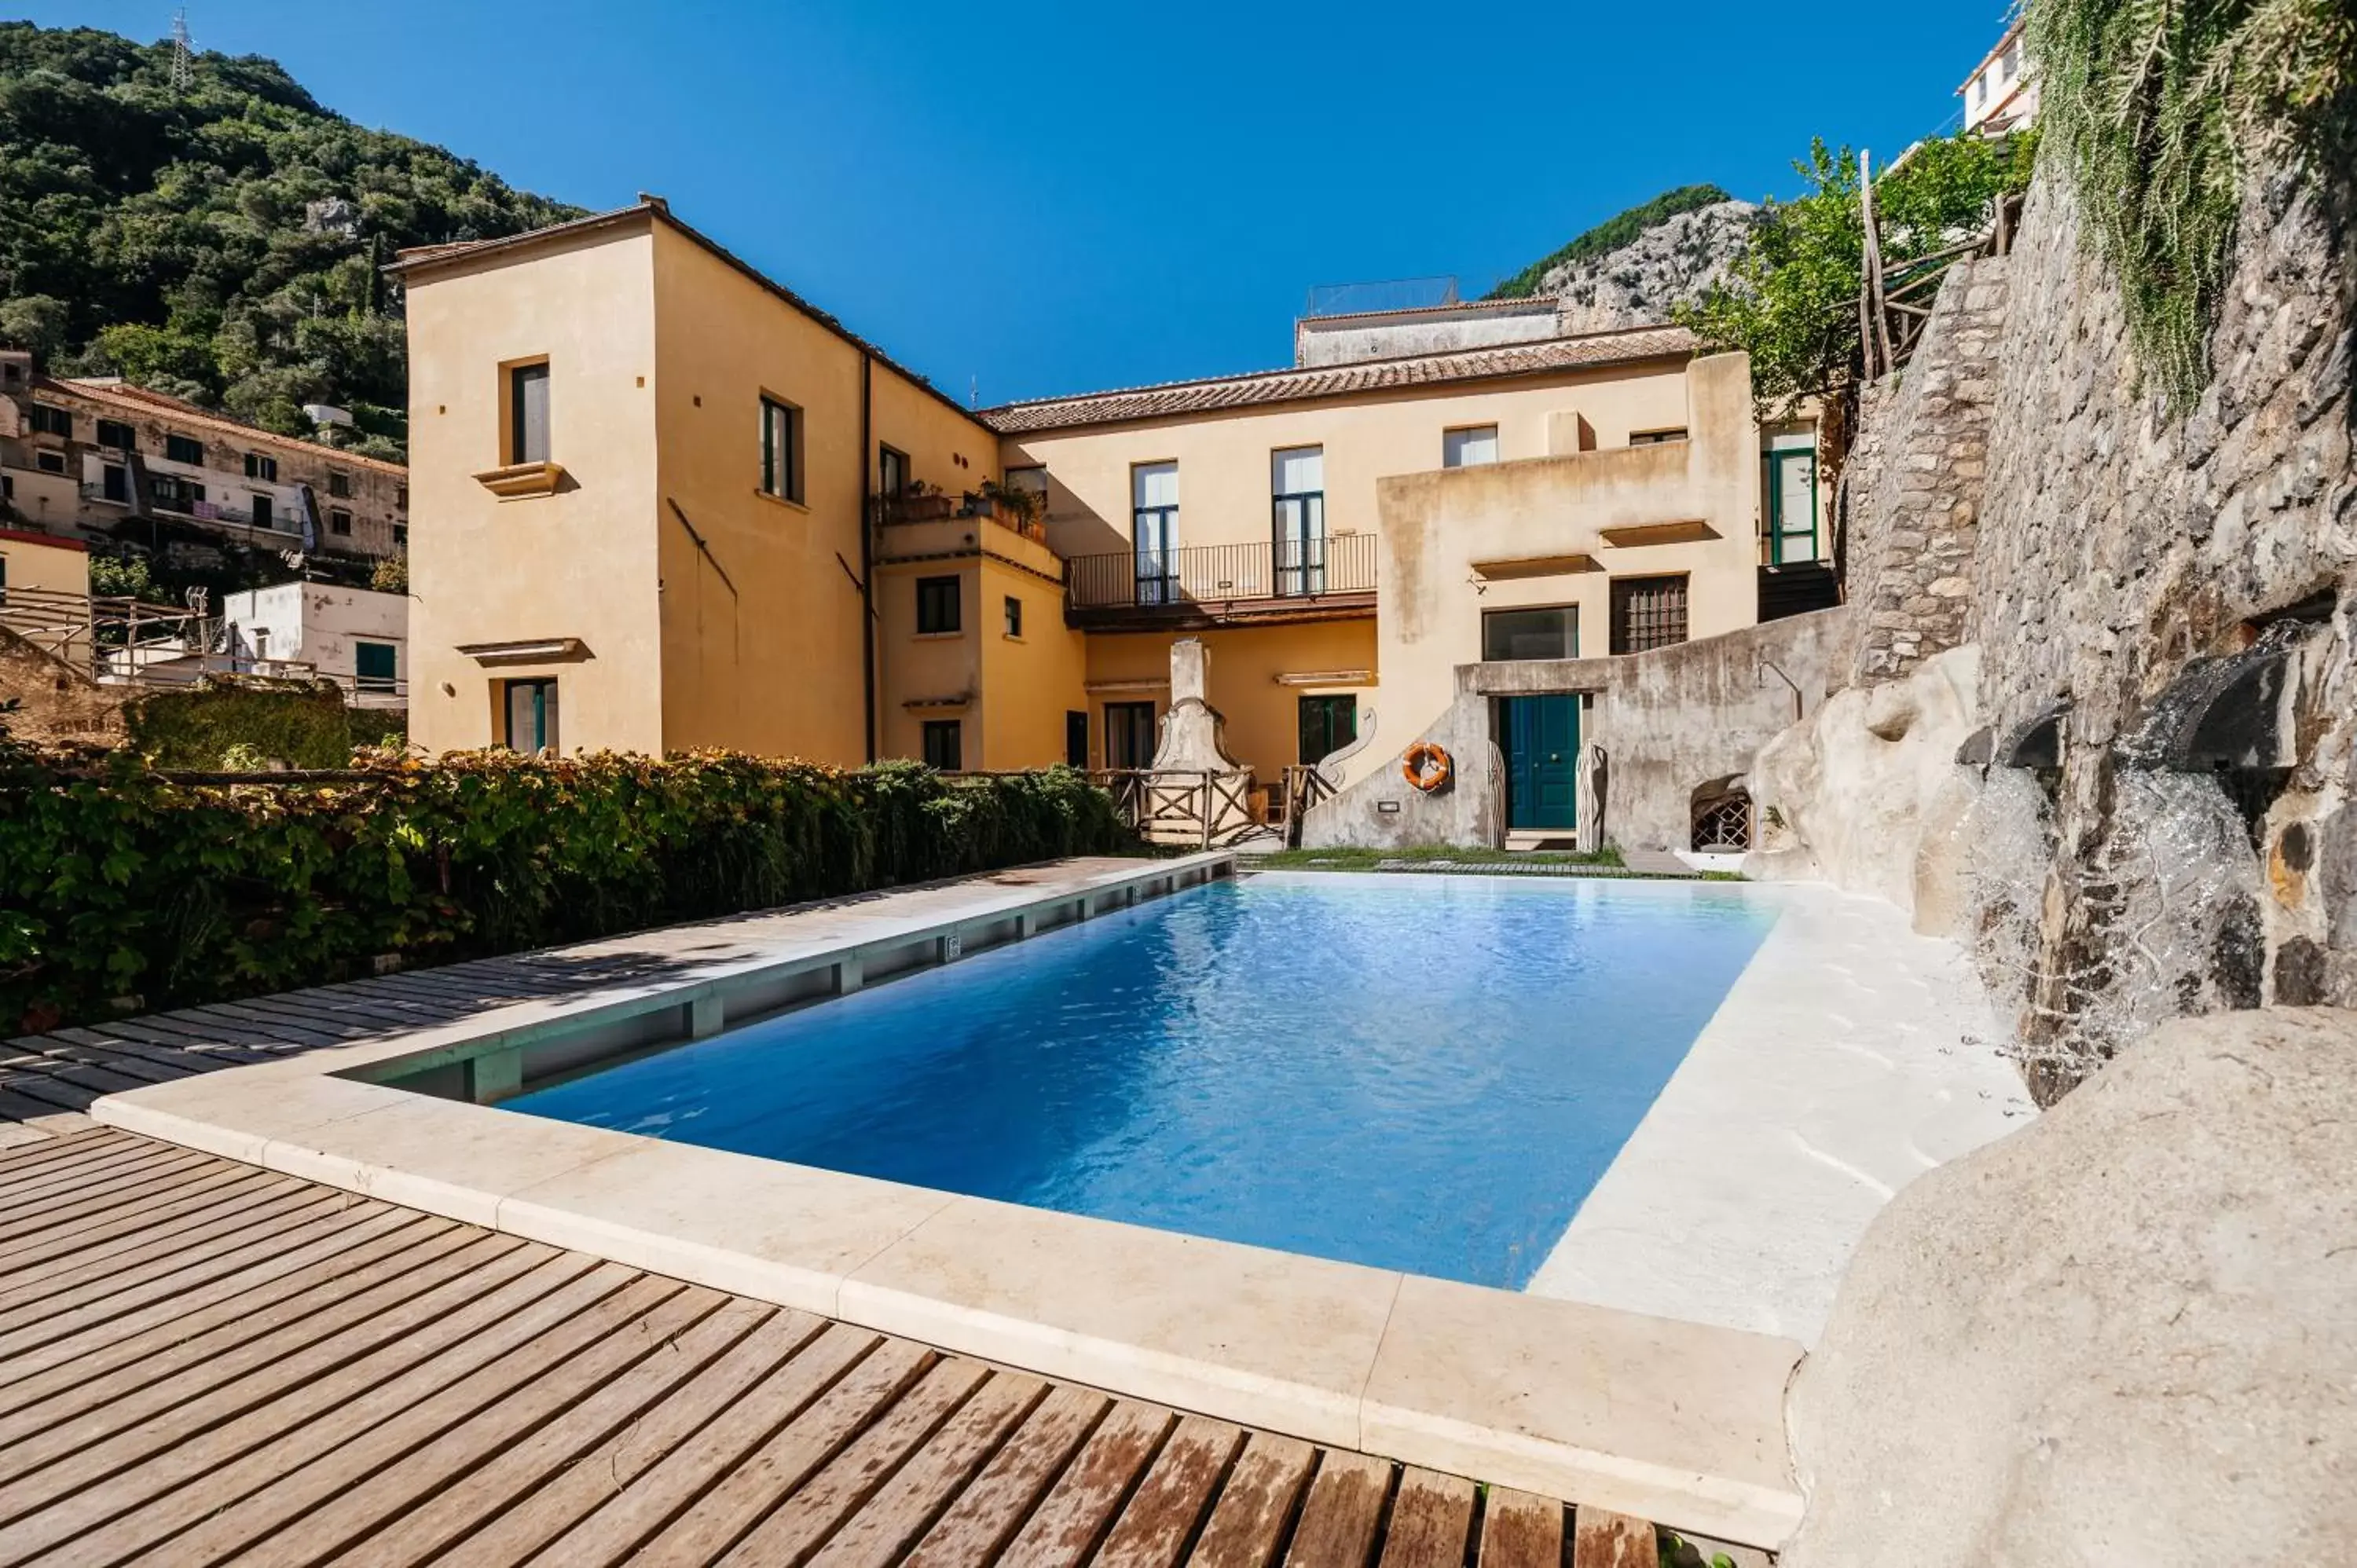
[2027,0,2357,408]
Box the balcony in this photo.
[1065,536,1376,630]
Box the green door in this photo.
[1502,695,1580,832]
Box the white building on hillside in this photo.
[1961,20,2036,135]
[223,581,409,709]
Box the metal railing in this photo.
[1067,536,1376,612]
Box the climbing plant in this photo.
[2027,0,2357,407]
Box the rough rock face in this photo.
[1783,1007,2357,1568]
[1538,201,1757,334]
[1750,645,1980,933]
[1965,166,2357,1079]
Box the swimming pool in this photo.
[506,872,1777,1288]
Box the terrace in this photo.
[1063,537,1379,632]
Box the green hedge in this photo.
[0,746,1136,1034]
[123,682,378,770]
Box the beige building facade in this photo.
[0,350,405,566]
[395,200,1835,846]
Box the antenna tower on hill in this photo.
[169,9,194,93]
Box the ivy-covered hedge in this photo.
[123,682,402,770]
[0,746,1136,1034]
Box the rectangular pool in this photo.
[505,872,1776,1288]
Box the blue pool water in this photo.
[508,874,1776,1288]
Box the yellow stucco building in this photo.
[398,201,1831,841]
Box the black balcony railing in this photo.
[1067,535,1376,612]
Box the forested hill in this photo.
[0,23,581,459]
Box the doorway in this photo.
[1105,701,1158,770]
[1500,694,1579,832]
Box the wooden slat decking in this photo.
[0,1128,1696,1567]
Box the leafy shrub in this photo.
[2028,0,2357,406]
[1676,134,2037,415]
[0,742,1135,1032]
[122,682,357,769]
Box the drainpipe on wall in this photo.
[859,354,877,762]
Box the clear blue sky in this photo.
[24,2,2007,405]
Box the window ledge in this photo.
[472,461,566,499]
[1002,634,1026,643]
[912,629,965,641]
[753,488,810,513]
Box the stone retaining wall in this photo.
[1841,256,2011,686]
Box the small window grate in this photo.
[1611,575,1688,654]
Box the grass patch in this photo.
[1253,844,1626,873]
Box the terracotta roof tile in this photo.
[979,326,1695,436]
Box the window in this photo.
[100,463,126,500]
[252,628,269,660]
[915,575,961,634]
[151,474,203,509]
[503,678,559,753]
[354,640,398,691]
[27,403,71,438]
[1610,575,1689,654]
[508,362,551,465]
[329,508,352,536]
[395,483,407,509]
[245,452,278,482]
[165,434,204,465]
[1442,426,1499,468]
[2,474,10,500]
[1972,71,1987,106]
[1297,694,1356,766]
[2,361,18,384]
[2000,39,2019,80]
[328,471,352,499]
[95,419,134,452]
[393,523,408,546]
[36,450,66,475]
[1003,594,1023,638]
[1483,606,1578,661]
[1270,445,1325,595]
[1629,428,1688,445]
[1764,439,1821,564]
[878,445,910,498]
[1131,462,1178,604]
[921,720,963,771]
[1105,701,1157,769]
[1065,711,1088,769]
[760,395,800,501]
[251,494,273,530]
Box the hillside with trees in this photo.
[0,21,579,460]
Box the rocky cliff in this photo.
[1530,201,1759,334]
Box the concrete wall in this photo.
[977,551,1089,768]
[405,224,667,756]
[1364,352,1765,785]
[1304,606,1851,851]
[1292,300,1563,367]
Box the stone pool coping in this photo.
[94,852,1806,1548]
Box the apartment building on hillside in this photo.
[0,354,406,568]
[396,200,1836,847]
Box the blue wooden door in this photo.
[1503,695,1580,831]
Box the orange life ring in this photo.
[1402,742,1453,793]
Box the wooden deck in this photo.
[0,1128,1699,1567]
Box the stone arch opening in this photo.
[1691,775,1752,852]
